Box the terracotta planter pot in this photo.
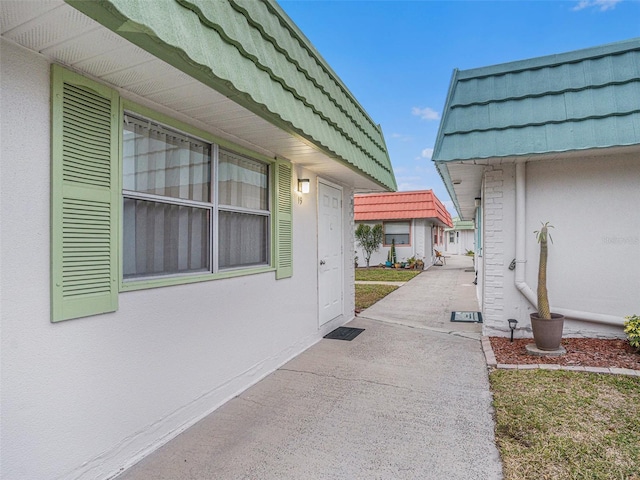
[530,313,565,350]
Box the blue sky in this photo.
[278,0,640,216]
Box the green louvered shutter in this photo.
[275,160,293,279]
[51,65,119,322]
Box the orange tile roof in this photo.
[354,190,453,228]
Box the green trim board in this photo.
[66,0,396,192]
[52,64,294,320]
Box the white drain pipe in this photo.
[513,162,624,327]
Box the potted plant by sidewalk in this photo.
[530,222,565,351]
[386,239,397,268]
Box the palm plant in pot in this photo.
[386,239,397,268]
[530,222,565,351]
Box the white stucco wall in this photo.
[445,229,475,255]
[481,154,640,339]
[1,40,355,480]
[414,219,433,264]
[355,219,434,268]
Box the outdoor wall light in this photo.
[298,179,310,194]
[474,197,482,207]
[452,179,462,185]
[508,318,518,343]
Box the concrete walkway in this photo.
[117,255,503,480]
[361,254,483,338]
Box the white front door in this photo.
[318,181,343,325]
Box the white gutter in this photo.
[514,162,624,327]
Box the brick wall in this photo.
[482,167,506,332]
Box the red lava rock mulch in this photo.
[490,337,640,371]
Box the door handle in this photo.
[320,260,326,265]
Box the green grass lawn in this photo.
[490,369,640,480]
[355,268,422,282]
[355,284,398,310]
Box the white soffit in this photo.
[445,163,484,220]
[0,0,385,191]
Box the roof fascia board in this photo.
[433,68,464,217]
[432,68,459,161]
[434,141,640,164]
[65,0,397,191]
[434,160,462,219]
[255,0,375,124]
[456,37,640,81]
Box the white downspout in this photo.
[514,162,624,327]
[514,162,537,305]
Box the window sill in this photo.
[120,266,275,292]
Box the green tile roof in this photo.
[450,218,474,230]
[68,0,396,190]
[433,38,640,162]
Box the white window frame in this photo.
[383,221,411,246]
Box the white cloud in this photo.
[411,106,440,121]
[572,0,621,11]
[420,148,434,160]
[391,133,413,142]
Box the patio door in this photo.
[318,180,343,325]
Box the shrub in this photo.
[355,223,383,268]
[624,315,640,351]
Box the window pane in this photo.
[218,149,268,210]
[218,211,268,268]
[123,115,211,202]
[385,234,410,245]
[123,198,210,279]
[385,222,410,234]
[384,221,410,245]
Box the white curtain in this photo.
[123,116,210,201]
[218,211,268,268]
[122,116,211,278]
[218,149,269,268]
[218,149,267,209]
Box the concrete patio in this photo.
[116,255,502,479]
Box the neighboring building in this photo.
[354,191,453,267]
[445,218,475,255]
[0,2,396,479]
[433,38,640,339]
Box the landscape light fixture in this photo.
[298,178,310,194]
[508,318,518,343]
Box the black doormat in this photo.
[450,311,483,323]
[324,327,365,341]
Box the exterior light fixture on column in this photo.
[474,197,482,207]
[298,178,310,194]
